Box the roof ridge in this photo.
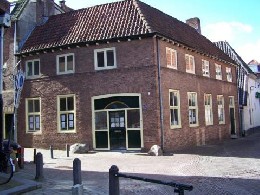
[132,0,153,33]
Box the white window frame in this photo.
[56,53,75,75]
[94,47,117,70]
[26,98,41,133]
[185,54,195,74]
[226,67,232,82]
[217,95,225,124]
[166,47,177,69]
[202,59,210,77]
[26,59,40,79]
[57,94,76,133]
[204,94,213,125]
[188,92,198,127]
[169,89,181,129]
[215,63,222,80]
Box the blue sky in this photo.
[55,0,260,63]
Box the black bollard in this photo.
[35,152,44,181]
[50,145,54,159]
[66,144,70,157]
[109,165,120,195]
[33,148,36,164]
[73,158,82,185]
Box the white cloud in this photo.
[236,40,260,63]
[203,22,252,42]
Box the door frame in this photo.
[229,96,237,138]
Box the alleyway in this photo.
[16,131,260,194]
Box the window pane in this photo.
[128,130,141,148]
[60,114,67,130]
[170,92,173,106]
[95,112,107,130]
[97,52,105,67]
[28,100,34,113]
[34,100,40,112]
[34,61,40,75]
[59,56,66,72]
[173,93,178,106]
[95,131,108,148]
[35,115,40,130]
[28,116,34,130]
[189,109,197,124]
[27,62,33,76]
[107,50,114,66]
[166,48,171,66]
[68,113,74,129]
[127,109,140,128]
[171,109,179,126]
[67,55,74,71]
[67,97,74,110]
[60,98,67,111]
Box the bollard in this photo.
[50,145,54,159]
[35,152,44,181]
[17,147,24,169]
[109,165,120,195]
[33,148,36,164]
[73,158,82,185]
[66,144,70,157]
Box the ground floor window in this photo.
[169,89,181,128]
[217,95,225,124]
[204,94,213,125]
[57,94,76,132]
[92,94,143,150]
[188,92,198,126]
[26,98,41,132]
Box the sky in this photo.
[55,0,260,63]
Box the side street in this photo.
[2,129,259,195]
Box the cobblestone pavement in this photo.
[16,131,260,194]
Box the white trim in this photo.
[94,47,117,70]
[56,53,75,75]
[25,59,41,79]
[57,94,76,133]
[185,54,195,74]
[166,47,177,69]
[188,92,199,127]
[215,63,222,80]
[169,89,182,129]
[204,94,213,126]
[202,59,210,77]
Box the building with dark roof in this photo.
[15,0,239,151]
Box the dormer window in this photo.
[94,47,117,70]
[26,59,40,78]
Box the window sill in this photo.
[26,131,42,135]
[58,130,76,134]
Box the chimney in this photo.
[59,0,66,8]
[186,17,201,34]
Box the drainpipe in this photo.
[13,21,17,142]
[156,36,164,151]
[0,26,4,152]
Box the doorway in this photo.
[109,111,126,150]
[4,114,14,140]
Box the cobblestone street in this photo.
[16,131,260,194]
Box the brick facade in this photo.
[17,37,238,151]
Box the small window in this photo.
[57,53,74,75]
[26,98,41,132]
[188,92,198,126]
[57,95,76,132]
[185,54,195,74]
[204,94,213,125]
[166,47,177,69]
[217,95,225,124]
[26,59,40,78]
[94,47,117,70]
[169,90,181,128]
[202,60,210,77]
[215,64,222,80]
[226,67,232,82]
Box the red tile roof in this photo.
[20,0,233,63]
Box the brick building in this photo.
[16,0,238,152]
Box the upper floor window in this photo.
[188,92,198,126]
[169,90,181,128]
[94,47,116,70]
[57,53,74,75]
[215,64,222,80]
[217,95,225,124]
[185,54,195,74]
[57,95,76,132]
[202,59,210,77]
[204,94,213,125]
[26,98,41,132]
[226,67,232,82]
[26,59,40,78]
[166,47,177,69]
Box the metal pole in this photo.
[0,26,4,152]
